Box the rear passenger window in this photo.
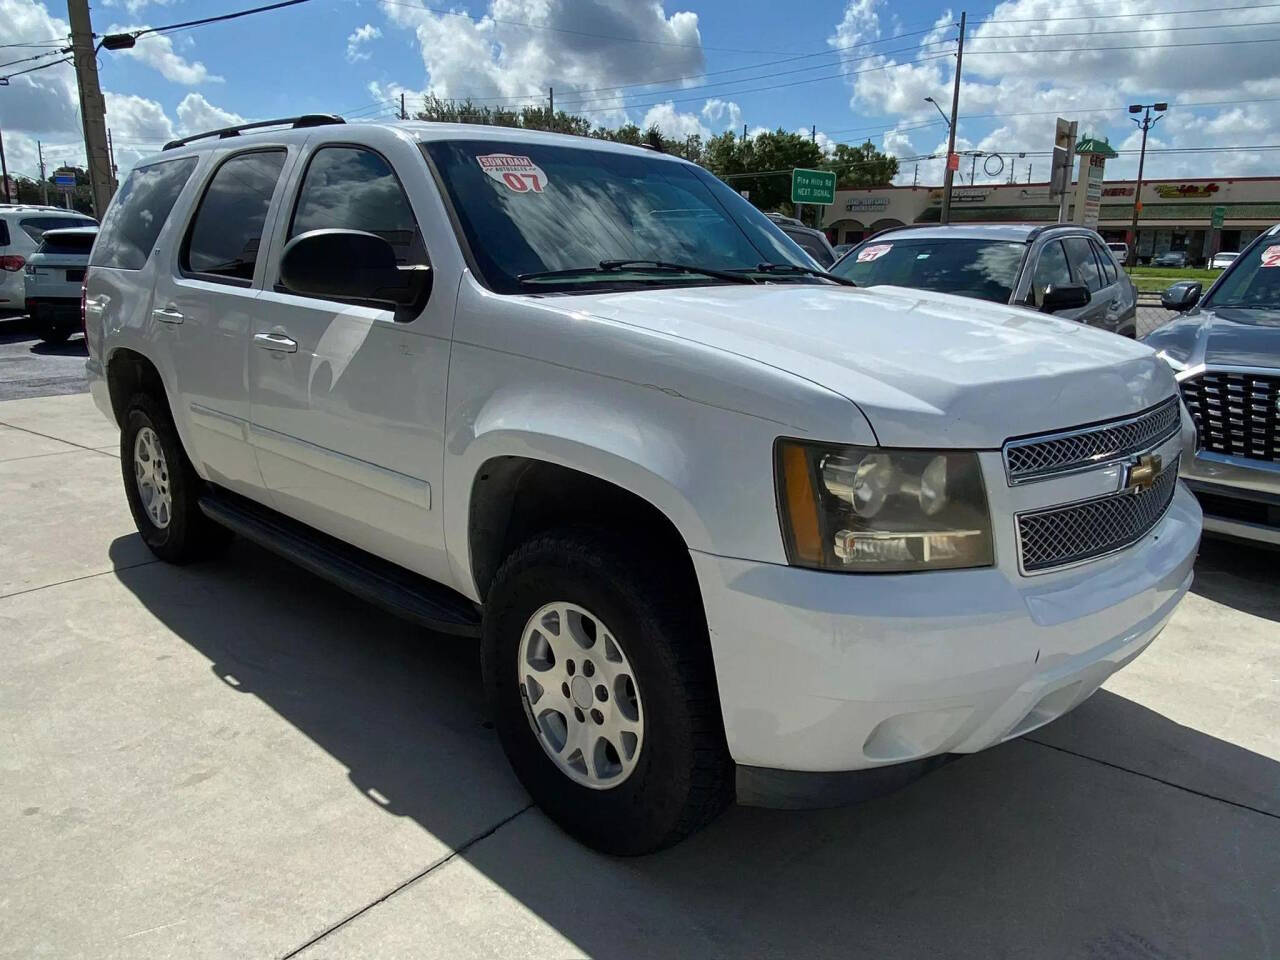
[182,150,287,284]
[0,221,9,246]
[1091,239,1118,285]
[91,156,197,270]
[288,146,426,266]
[1063,236,1103,293]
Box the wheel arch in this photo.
[106,347,168,426]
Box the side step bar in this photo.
[198,490,482,637]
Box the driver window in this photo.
[1063,236,1103,293]
[1031,240,1072,306]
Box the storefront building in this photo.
[823,175,1280,262]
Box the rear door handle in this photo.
[254,332,298,354]
[152,306,184,325]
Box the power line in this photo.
[0,48,69,71]
[966,34,1280,55]
[0,55,73,83]
[110,0,318,44]
[971,17,1280,42]
[980,0,1280,24]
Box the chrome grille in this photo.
[1180,371,1280,462]
[1016,458,1179,573]
[1003,397,1181,484]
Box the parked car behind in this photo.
[24,226,98,343]
[1107,241,1129,264]
[86,117,1198,853]
[0,205,97,317]
[1147,223,1280,547]
[765,212,837,267]
[1153,250,1192,268]
[831,223,1139,336]
[1208,251,1238,270]
[833,242,855,260]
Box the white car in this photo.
[24,226,98,342]
[1208,251,1238,270]
[1106,241,1129,264]
[0,204,97,317]
[85,117,1201,853]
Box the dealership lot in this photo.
[1,322,1277,959]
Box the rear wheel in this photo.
[39,324,71,344]
[482,529,733,855]
[120,392,232,563]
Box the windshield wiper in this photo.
[736,262,857,286]
[1209,302,1276,310]
[518,259,757,285]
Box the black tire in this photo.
[39,324,71,344]
[482,529,733,855]
[120,392,232,564]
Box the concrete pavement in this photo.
[0,319,90,401]
[2,393,1277,960]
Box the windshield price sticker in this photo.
[477,154,548,194]
[1261,245,1280,268]
[857,243,892,263]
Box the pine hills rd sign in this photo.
[791,168,836,206]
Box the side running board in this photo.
[198,490,481,637]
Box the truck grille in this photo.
[1016,458,1179,573]
[1180,371,1280,462]
[1003,396,1181,484]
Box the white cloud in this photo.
[642,102,709,140]
[346,23,381,62]
[701,98,742,132]
[107,24,221,84]
[103,0,177,14]
[176,92,244,133]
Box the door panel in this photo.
[247,142,453,585]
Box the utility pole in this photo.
[742,123,747,141]
[38,141,49,204]
[969,152,978,186]
[548,87,553,114]
[1027,164,1032,184]
[68,0,115,218]
[400,92,407,120]
[1127,102,1167,266]
[810,124,816,142]
[107,128,118,189]
[913,162,919,187]
[940,10,965,225]
[0,123,10,203]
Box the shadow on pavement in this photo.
[1190,537,1280,622]
[107,535,1280,959]
[29,337,87,356]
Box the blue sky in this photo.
[4,0,1280,186]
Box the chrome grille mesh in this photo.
[1017,459,1179,573]
[1004,397,1181,483]
[1180,371,1280,462]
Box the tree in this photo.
[830,141,898,189]
[701,129,824,213]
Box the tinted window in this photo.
[289,146,426,266]
[1063,236,1102,293]
[421,139,811,294]
[91,157,197,270]
[1031,240,1073,306]
[1091,239,1118,285]
[183,150,286,283]
[832,237,1025,304]
[788,229,834,267]
[20,215,97,243]
[1202,233,1280,312]
[38,232,97,256]
[0,221,9,246]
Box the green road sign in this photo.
[1210,205,1226,229]
[791,168,836,205]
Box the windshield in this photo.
[1203,235,1280,311]
[421,139,813,293]
[831,236,1026,303]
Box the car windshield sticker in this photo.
[857,243,892,263]
[477,154,548,194]
[1261,245,1280,268]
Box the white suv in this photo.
[0,204,97,316]
[85,116,1202,853]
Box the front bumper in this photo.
[1181,449,1280,546]
[691,483,1200,794]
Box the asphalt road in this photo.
[0,316,88,401]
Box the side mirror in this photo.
[1161,281,1202,312]
[1040,283,1091,314]
[280,229,431,313]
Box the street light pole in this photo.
[1127,101,1166,266]
[940,11,965,225]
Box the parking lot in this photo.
[1,315,1277,960]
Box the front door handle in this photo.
[152,306,184,325]
[254,332,298,354]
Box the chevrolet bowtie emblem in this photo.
[1123,453,1162,493]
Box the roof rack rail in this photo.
[162,114,344,152]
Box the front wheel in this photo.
[39,324,71,344]
[482,529,732,855]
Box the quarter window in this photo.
[288,146,426,266]
[1091,239,1118,285]
[90,157,197,270]
[1063,236,1103,293]
[1031,240,1072,306]
[182,150,287,284]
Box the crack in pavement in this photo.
[0,559,159,601]
[0,417,118,459]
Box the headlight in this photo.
[775,439,993,572]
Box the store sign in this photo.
[845,197,889,212]
[1102,186,1134,197]
[1154,182,1221,199]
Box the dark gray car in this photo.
[831,223,1139,337]
[1145,222,1280,546]
[765,213,837,268]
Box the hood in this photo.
[1144,306,1280,370]
[566,284,1173,448]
